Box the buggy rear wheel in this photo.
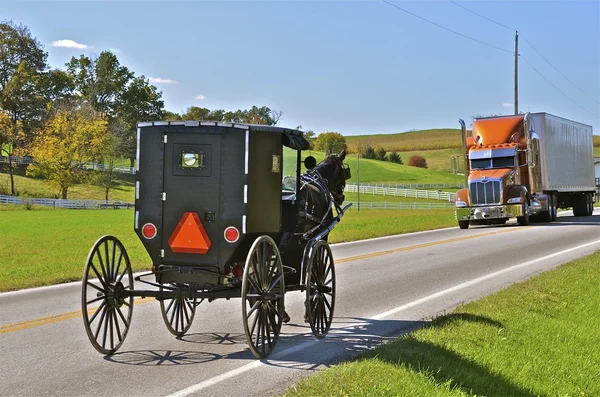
[81,236,133,355]
[242,236,285,359]
[160,284,197,337]
[305,240,336,339]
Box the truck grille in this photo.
[469,180,501,205]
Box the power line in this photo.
[381,0,513,54]
[520,36,600,105]
[449,0,516,32]
[521,56,599,119]
[449,0,600,105]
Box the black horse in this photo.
[296,148,349,237]
[281,148,349,323]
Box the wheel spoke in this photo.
[109,307,115,350]
[89,263,107,289]
[110,241,117,282]
[86,295,105,305]
[115,305,129,327]
[267,274,282,293]
[101,306,110,349]
[86,280,105,294]
[113,250,123,283]
[249,308,260,339]
[89,301,106,324]
[247,300,261,317]
[113,307,123,343]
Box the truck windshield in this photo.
[470,156,515,170]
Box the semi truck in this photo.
[455,112,595,229]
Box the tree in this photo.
[92,119,126,200]
[389,151,402,164]
[117,75,164,164]
[67,53,164,166]
[408,155,427,168]
[314,131,347,153]
[28,102,108,199]
[0,20,48,194]
[163,110,182,120]
[375,146,386,161]
[67,52,133,116]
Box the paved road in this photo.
[1,210,599,397]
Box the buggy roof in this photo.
[137,121,310,150]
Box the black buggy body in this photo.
[81,121,350,358]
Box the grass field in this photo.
[285,250,600,396]
[0,172,135,201]
[0,207,456,291]
[345,129,464,152]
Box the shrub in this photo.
[389,151,402,164]
[408,155,427,168]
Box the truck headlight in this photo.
[507,197,524,204]
[455,201,468,207]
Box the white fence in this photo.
[0,195,134,209]
[345,201,455,210]
[345,184,457,202]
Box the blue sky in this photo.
[3,1,599,135]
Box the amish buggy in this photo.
[81,121,351,358]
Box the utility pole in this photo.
[514,30,519,115]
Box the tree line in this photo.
[0,20,283,199]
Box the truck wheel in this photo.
[550,194,558,221]
[572,194,585,217]
[517,212,530,226]
[458,221,469,229]
[586,193,594,216]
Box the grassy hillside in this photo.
[345,129,465,152]
[284,149,463,185]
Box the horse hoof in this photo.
[283,311,291,324]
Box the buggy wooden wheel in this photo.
[241,236,285,358]
[305,240,336,339]
[81,236,133,355]
[160,284,197,337]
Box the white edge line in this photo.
[166,239,600,397]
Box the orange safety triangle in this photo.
[168,212,212,254]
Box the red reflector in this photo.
[142,223,157,239]
[168,212,212,254]
[232,265,243,278]
[224,226,240,243]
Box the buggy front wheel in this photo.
[241,236,285,358]
[81,236,134,355]
[160,284,197,337]
[305,240,336,339]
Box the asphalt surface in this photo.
[1,209,599,397]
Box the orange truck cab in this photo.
[455,113,595,229]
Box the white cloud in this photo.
[109,48,121,53]
[51,39,91,49]
[148,77,179,84]
[502,102,513,107]
[193,94,207,100]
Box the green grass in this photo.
[328,209,455,243]
[285,251,600,397]
[345,129,465,152]
[0,207,456,291]
[0,172,135,201]
[0,209,150,291]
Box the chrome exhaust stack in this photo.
[458,118,469,189]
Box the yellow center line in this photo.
[1,297,153,335]
[2,227,525,335]
[336,227,524,263]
